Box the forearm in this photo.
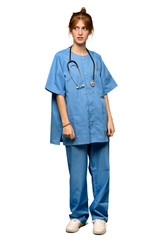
[104,94,112,121]
[56,94,70,125]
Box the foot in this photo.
[92,219,107,235]
[66,219,85,233]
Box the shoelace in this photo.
[71,219,80,222]
[92,219,106,224]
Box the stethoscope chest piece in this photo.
[90,80,95,87]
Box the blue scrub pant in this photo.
[65,142,110,224]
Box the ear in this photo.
[88,30,92,35]
[69,29,73,36]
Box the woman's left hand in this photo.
[107,117,115,137]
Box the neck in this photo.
[71,42,88,56]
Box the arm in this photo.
[56,94,69,126]
[104,94,115,137]
[56,94,75,139]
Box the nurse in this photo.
[45,7,118,235]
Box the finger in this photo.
[108,128,111,136]
[108,128,113,137]
[110,130,114,136]
[64,134,69,138]
[64,132,70,138]
[70,131,75,140]
[73,131,76,139]
[110,129,114,136]
[70,133,74,139]
[71,129,75,139]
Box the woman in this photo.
[45,7,118,235]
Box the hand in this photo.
[63,124,75,140]
[107,117,115,137]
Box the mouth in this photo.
[77,37,83,40]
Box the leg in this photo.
[88,142,110,222]
[65,144,89,224]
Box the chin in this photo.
[75,40,86,45]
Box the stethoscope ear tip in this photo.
[76,84,85,89]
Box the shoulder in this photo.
[52,48,70,66]
[55,47,70,58]
[88,50,103,69]
[88,50,103,67]
[88,49,102,60]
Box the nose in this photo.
[78,29,83,35]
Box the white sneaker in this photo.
[66,219,84,233]
[92,219,107,235]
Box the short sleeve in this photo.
[100,56,118,95]
[45,53,65,96]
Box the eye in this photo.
[83,27,87,31]
[73,27,79,30]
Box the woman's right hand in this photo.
[63,124,75,140]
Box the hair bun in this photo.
[80,7,86,13]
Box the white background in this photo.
[0,0,160,239]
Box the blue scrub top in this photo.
[45,47,118,145]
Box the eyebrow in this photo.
[74,26,86,28]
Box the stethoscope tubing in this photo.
[67,45,95,88]
[67,60,84,88]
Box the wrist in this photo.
[63,122,71,128]
[108,115,113,121]
[62,118,69,125]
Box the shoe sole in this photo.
[66,223,86,233]
[93,229,106,235]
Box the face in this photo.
[71,19,91,45]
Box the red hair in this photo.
[68,7,94,34]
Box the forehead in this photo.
[74,19,86,27]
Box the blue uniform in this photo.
[45,46,118,224]
[65,142,110,223]
[45,47,118,145]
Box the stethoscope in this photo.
[67,45,95,89]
